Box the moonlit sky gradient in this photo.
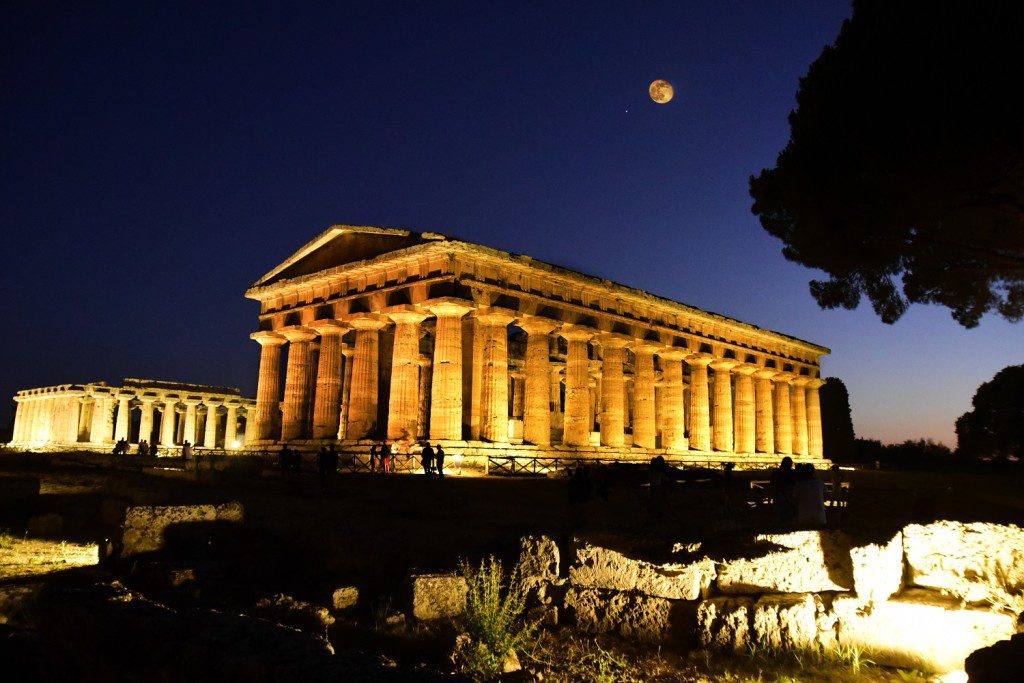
[3,2,1020,445]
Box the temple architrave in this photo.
[8,379,254,452]
[244,225,831,466]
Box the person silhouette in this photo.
[434,444,445,478]
[421,443,434,475]
[369,444,378,474]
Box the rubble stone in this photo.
[849,531,904,603]
[565,586,675,642]
[751,593,836,650]
[569,535,715,600]
[121,502,245,557]
[716,531,853,595]
[518,535,560,585]
[410,573,467,620]
[696,596,755,652]
[331,586,359,611]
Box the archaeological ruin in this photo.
[9,379,254,452]
[243,225,831,467]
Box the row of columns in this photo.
[251,305,825,457]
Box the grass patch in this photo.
[0,528,18,549]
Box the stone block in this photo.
[696,596,755,652]
[410,573,467,620]
[903,521,1024,602]
[518,535,560,585]
[751,594,836,650]
[253,594,335,635]
[834,589,1017,673]
[849,531,904,603]
[563,586,677,643]
[27,513,63,537]
[121,502,245,557]
[569,535,715,600]
[716,531,853,595]
[331,586,359,611]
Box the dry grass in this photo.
[0,535,98,578]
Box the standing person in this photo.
[368,444,378,474]
[796,464,827,527]
[434,444,445,478]
[380,441,392,474]
[181,440,193,461]
[420,443,434,476]
[770,457,796,525]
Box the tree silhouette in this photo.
[750,1,1024,327]
[955,365,1024,461]
[820,377,856,461]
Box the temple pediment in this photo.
[253,225,445,288]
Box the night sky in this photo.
[3,2,1021,445]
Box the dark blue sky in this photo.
[3,1,1020,444]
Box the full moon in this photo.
[649,79,674,104]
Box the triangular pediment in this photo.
[253,225,446,287]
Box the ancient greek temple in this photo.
[246,226,830,465]
[9,379,254,451]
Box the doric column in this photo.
[279,326,317,441]
[160,398,177,446]
[224,401,239,447]
[520,317,557,446]
[182,399,200,444]
[465,317,484,439]
[710,358,737,452]
[477,309,514,442]
[806,378,825,458]
[684,353,713,451]
[790,376,810,456]
[339,345,354,439]
[138,397,156,444]
[203,400,220,448]
[90,394,109,444]
[560,326,595,447]
[309,320,348,440]
[11,397,25,444]
[659,348,688,451]
[733,364,757,454]
[114,394,132,442]
[346,315,387,439]
[773,373,794,455]
[427,300,471,441]
[631,341,659,449]
[417,356,431,438]
[753,368,776,454]
[511,372,525,421]
[596,334,629,447]
[251,331,286,442]
[386,309,428,440]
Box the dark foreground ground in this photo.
[2,452,1022,681]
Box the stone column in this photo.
[309,320,348,440]
[90,395,109,443]
[465,317,484,439]
[386,309,428,440]
[773,373,794,455]
[511,372,525,421]
[427,301,470,441]
[753,369,776,454]
[224,402,239,447]
[684,353,713,451]
[339,345,354,439]
[519,317,557,446]
[631,342,659,449]
[790,376,810,456]
[733,364,757,454]
[138,398,156,445]
[251,331,286,442]
[203,400,220,448]
[560,327,595,447]
[659,349,688,451]
[477,309,514,442]
[346,315,387,440]
[279,327,317,441]
[63,393,83,443]
[182,399,200,444]
[596,335,628,447]
[114,394,132,442]
[160,398,177,446]
[710,359,737,452]
[11,398,25,444]
[806,378,825,458]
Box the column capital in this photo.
[203,397,223,407]
[630,339,661,354]
[559,324,596,342]
[518,316,559,335]
[594,332,631,349]
[754,367,778,380]
[806,377,826,389]
[733,363,759,376]
[657,347,689,361]
[115,391,136,401]
[791,375,812,387]
[347,313,389,330]
[773,371,797,384]
[474,306,517,326]
[684,352,714,367]
[308,319,349,336]
[384,305,429,325]
[251,330,286,346]
[181,397,203,406]
[423,296,474,318]
[278,325,317,343]
[709,358,739,372]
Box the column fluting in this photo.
[251,331,286,442]
[631,342,659,449]
[428,302,470,441]
[806,378,825,458]
[684,353,713,451]
[280,327,317,441]
[477,309,514,442]
[773,372,794,455]
[346,316,388,440]
[561,327,595,447]
[386,309,428,440]
[597,335,629,447]
[733,364,757,454]
[790,376,810,456]
[520,317,558,446]
[309,320,348,439]
[753,368,777,454]
[659,348,688,451]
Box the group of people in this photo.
[770,456,832,526]
[418,443,446,477]
[111,438,158,457]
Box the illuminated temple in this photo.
[243,225,831,465]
